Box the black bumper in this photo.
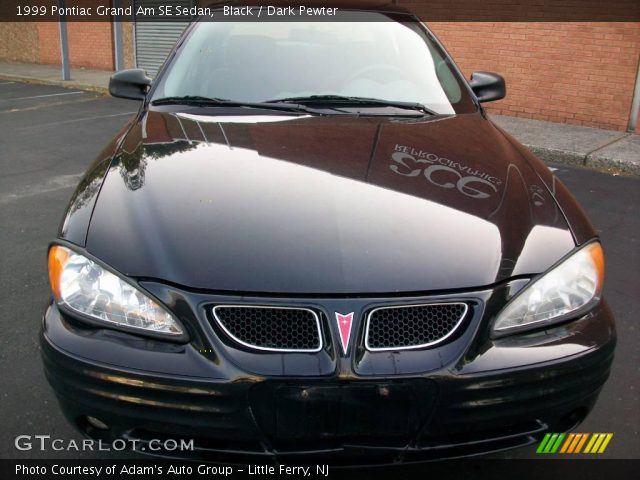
[41,295,615,465]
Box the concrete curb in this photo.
[0,73,109,95]
[525,145,585,167]
[525,143,640,176]
[492,115,640,177]
[585,134,640,176]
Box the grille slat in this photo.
[365,303,468,352]
[212,306,322,352]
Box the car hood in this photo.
[83,111,575,294]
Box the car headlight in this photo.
[47,245,184,338]
[493,242,604,336]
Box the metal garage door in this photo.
[134,0,191,77]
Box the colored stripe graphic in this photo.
[584,434,599,453]
[536,433,552,453]
[550,433,565,453]
[584,433,614,454]
[567,433,585,453]
[559,433,574,453]
[537,433,566,453]
[586,433,605,453]
[544,433,559,453]
[537,433,612,454]
[574,433,589,453]
[597,433,613,453]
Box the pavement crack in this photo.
[586,133,633,158]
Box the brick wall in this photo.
[426,21,640,132]
[0,22,38,63]
[37,22,114,71]
[2,6,639,132]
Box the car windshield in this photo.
[152,12,475,115]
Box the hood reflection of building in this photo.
[221,112,567,281]
[117,113,200,191]
[114,110,571,282]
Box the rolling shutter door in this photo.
[134,0,191,77]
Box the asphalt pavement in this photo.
[0,82,638,461]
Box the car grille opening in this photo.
[365,303,468,351]
[212,305,322,352]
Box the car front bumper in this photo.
[41,291,615,465]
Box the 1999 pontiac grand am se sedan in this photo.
[41,2,615,464]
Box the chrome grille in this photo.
[365,303,468,351]
[212,305,322,352]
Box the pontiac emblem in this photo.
[335,312,354,354]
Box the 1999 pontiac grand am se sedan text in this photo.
[41,3,615,464]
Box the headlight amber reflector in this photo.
[48,245,183,337]
[493,242,604,335]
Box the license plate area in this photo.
[250,380,437,448]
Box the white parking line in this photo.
[36,111,137,128]
[0,81,16,85]
[1,91,85,101]
[0,173,83,205]
[7,111,137,130]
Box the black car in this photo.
[42,4,615,464]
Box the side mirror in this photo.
[109,69,152,101]
[469,71,506,103]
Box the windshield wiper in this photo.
[267,95,439,116]
[151,96,319,114]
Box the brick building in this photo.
[1,0,639,132]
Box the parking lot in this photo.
[0,81,638,460]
